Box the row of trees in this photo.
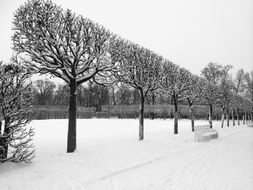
[11,0,253,153]
[201,63,253,129]
[32,66,253,109]
[109,36,253,137]
[1,0,252,163]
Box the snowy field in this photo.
[0,119,253,190]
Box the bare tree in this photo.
[109,84,117,106]
[217,84,232,128]
[201,62,223,84]
[13,0,114,152]
[116,83,132,105]
[89,83,110,112]
[53,84,69,105]
[230,93,236,126]
[201,63,230,128]
[202,82,221,128]
[244,71,253,101]
[33,79,56,105]
[186,76,205,131]
[110,37,163,140]
[250,103,253,122]
[243,98,253,124]
[161,62,192,134]
[233,69,245,94]
[232,94,243,125]
[218,65,233,127]
[0,62,35,163]
[232,69,248,126]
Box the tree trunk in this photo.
[2,127,9,160]
[187,99,194,132]
[208,103,213,128]
[232,109,235,126]
[0,137,3,160]
[95,104,102,112]
[173,95,178,134]
[67,80,77,153]
[0,121,6,160]
[244,111,247,124]
[112,87,116,106]
[243,115,245,125]
[0,121,3,160]
[151,93,155,105]
[139,89,145,141]
[0,118,10,160]
[0,138,7,160]
[190,106,194,132]
[237,108,240,125]
[221,108,225,128]
[226,108,229,127]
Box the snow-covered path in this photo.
[0,119,253,190]
[85,125,253,190]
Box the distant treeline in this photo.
[32,79,174,112]
[34,104,248,120]
[31,79,178,119]
[31,76,252,120]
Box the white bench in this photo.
[247,123,253,127]
[194,125,218,142]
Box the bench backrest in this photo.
[194,125,211,135]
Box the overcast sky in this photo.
[0,0,252,76]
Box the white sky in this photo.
[0,0,253,77]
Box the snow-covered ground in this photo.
[0,119,253,190]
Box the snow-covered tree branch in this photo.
[0,62,35,163]
[12,0,116,152]
[161,61,192,134]
[186,76,206,131]
[109,37,163,140]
